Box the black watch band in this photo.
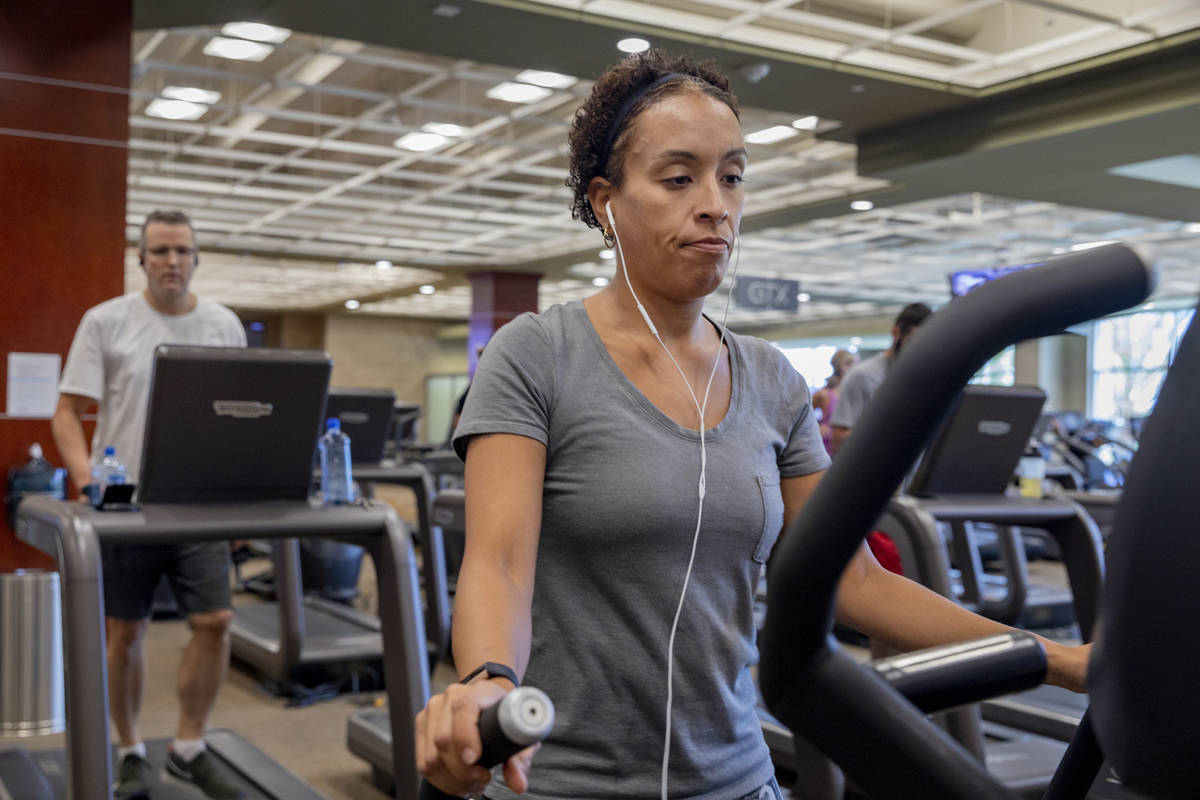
[460,661,520,688]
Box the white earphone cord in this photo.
[607,203,741,800]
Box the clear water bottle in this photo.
[318,418,355,505]
[91,447,126,495]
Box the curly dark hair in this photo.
[567,50,740,230]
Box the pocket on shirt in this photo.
[752,474,784,563]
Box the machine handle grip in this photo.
[418,687,555,800]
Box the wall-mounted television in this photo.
[949,261,1045,298]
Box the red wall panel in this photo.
[0,4,131,569]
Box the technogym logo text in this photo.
[977,420,1012,436]
[213,401,274,419]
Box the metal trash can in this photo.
[0,570,65,737]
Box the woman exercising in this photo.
[415,50,1089,800]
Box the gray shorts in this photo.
[101,542,232,620]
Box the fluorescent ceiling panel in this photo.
[202,36,274,61]
[220,21,292,43]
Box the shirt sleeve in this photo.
[829,366,870,429]
[451,313,554,462]
[222,306,248,347]
[58,308,105,402]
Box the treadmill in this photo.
[902,385,1078,630]
[347,488,461,794]
[0,348,433,799]
[228,387,436,691]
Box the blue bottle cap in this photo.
[326,418,340,430]
[104,446,116,456]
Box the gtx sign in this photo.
[734,277,801,312]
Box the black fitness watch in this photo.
[460,662,520,688]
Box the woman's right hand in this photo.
[415,680,540,796]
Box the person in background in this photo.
[828,303,932,657]
[829,303,932,457]
[51,210,247,800]
[812,349,857,455]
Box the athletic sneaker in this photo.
[112,753,151,800]
[163,750,245,799]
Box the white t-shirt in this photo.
[59,292,247,483]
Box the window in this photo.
[1090,309,1194,421]
[775,344,839,391]
[970,346,1015,386]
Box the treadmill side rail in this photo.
[14,497,430,800]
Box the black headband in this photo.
[596,72,688,177]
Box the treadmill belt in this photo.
[233,601,378,639]
[23,732,325,799]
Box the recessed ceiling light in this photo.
[515,69,578,89]
[344,299,361,310]
[850,84,866,93]
[598,249,615,260]
[203,36,274,62]
[418,284,436,295]
[161,86,221,105]
[395,131,448,152]
[486,82,554,103]
[422,122,468,137]
[220,21,292,43]
[850,200,874,211]
[432,4,461,17]
[1186,222,1200,233]
[593,276,610,287]
[375,260,393,270]
[145,98,209,121]
[792,115,819,130]
[617,38,651,53]
[849,336,863,346]
[797,292,812,302]
[745,125,798,145]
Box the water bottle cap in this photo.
[29,443,43,459]
[104,446,116,456]
[326,418,341,430]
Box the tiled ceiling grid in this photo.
[127,25,879,298]
[125,21,1200,328]
[529,0,1200,88]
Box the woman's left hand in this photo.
[1043,640,1091,693]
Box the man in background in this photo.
[52,210,247,800]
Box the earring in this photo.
[602,226,616,249]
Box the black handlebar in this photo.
[872,631,1046,714]
[761,243,1154,703]
[758,243,1154,800]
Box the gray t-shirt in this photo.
[453,300,829,800]
[829,351,891,431]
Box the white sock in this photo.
[117,742,146,761]
[171,738,206,762]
